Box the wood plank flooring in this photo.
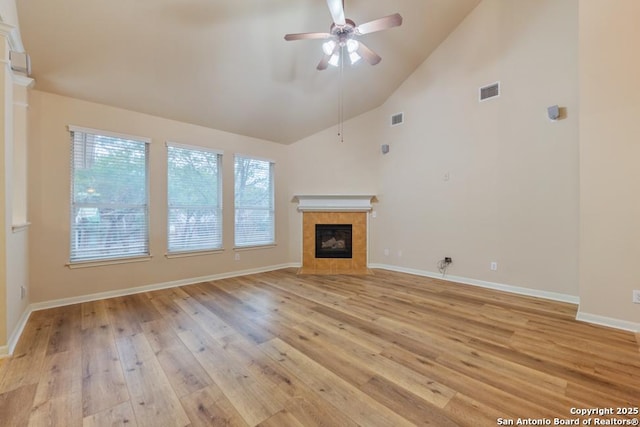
[0,268,639,426]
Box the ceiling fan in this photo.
[284,0,403,70]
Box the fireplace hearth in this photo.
[315,224,352,259]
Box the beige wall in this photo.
[579,1,640,324]
[28,90,291,303]
[289,0,580,298]
[374,0,579,296]
[287,111,382,263]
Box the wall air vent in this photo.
[479,82,500,102]
[391,112,404,126]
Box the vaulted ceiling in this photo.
[17,0,481,143]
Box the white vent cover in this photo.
[479,82,500,102]
[391,112,404,126]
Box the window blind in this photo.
[167,143,223,253]
[70,128,149,262]
[234,155,275,247]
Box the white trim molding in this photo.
[1,263,298,356]
[13,74,34,88]
[11,222,31,233]
[166,141,223,155]
[67,125,152,144]
[0,22,24,52]
[0,307,31,357]
[293,195,375,212]
[576,311,640,333]
[369,263,580,304]
[369,264,638,333]
[4,262,637,357]
[30,263,299,313]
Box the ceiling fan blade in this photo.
[326,0,346,26]
[317,55,331,70]
[356,42,382,66]
[284,32,332,41]
[355,13,403,35]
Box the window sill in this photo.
[66,255,153,269]
[165,249,224,259]
[233,243,277,252]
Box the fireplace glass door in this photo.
[315,224,353,259]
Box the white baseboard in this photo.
[576,311,640,333]
[4,262,636,358]
[0,306,32,358]
[368,263,580,304]
[30,263,299,312]
[370,264,640,332]
[2,263,298,357]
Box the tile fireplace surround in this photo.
[294,195,374,275]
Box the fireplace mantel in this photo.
[293,195,375,212]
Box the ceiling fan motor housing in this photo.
[330,18,356,44]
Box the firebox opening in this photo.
[315,224,353,259]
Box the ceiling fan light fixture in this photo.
[346,39,359,53]
[349,51,361,65]
[328,53,340,67]
[322,40,337,55]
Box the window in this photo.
[167,143,222,253]
[234,155,275,247]
[70,126,149,263]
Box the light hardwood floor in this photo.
[0,268,638,426]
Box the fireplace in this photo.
[315,224,352,259]
[294,195,374,275]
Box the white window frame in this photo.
[69,126,150,265]
[166,142,223,255]
[234,154,276,248]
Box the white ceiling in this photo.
[17,0,481,144]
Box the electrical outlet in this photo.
[633,290,640,304]
[444,257,452,264]
[234,253,240,261]
[20,285,26,300]
[490,262,498,271]
[383,248,389,256]
[397,250,403,258]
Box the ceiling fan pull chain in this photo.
[339,47,344,143]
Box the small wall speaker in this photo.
[9,51,31,76]
[547,105,560,120]
[381,144,390,154]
